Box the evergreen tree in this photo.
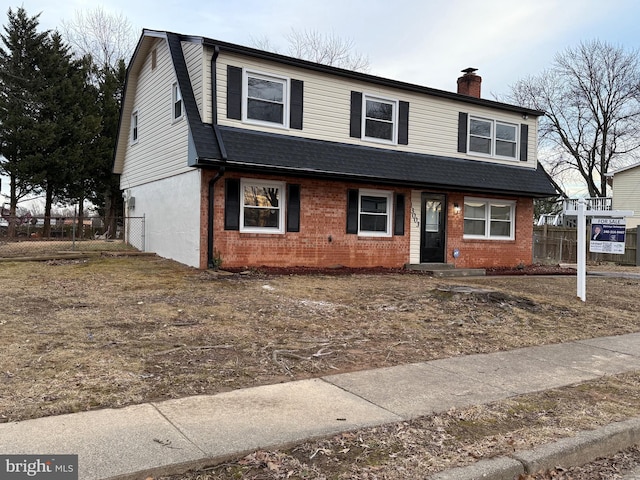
[0,7,48,236]
[30,32,101,236]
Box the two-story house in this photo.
[113,30,558,270]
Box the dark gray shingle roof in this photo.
[207,126,558,198]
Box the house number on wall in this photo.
[410,206,420,228]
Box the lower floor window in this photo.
[240,179,285,233]
[359,189,392,236]
[463,198,514,239]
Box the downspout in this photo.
[207,167,225,268]
[208,45,228,268]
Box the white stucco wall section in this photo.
[125,170,201,267]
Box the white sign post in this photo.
[572,199,634,302]
[576,200,586,302]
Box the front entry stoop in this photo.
[406,263,486,277]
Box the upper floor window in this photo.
[172,83,183,121]
[350,92,408,145]
[243,70,289,127]
[363,95,397,143]
[240,179,285,234]
[131,110,139,144]
[469,117,518,159]
[463,198,515,240]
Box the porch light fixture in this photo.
[453,203,461,214]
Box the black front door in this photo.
[420,194,446,263]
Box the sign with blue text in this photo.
[589,218,626,254]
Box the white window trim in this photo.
[468,116,519,160]
[362,94,398,145]
[358,188,393,237]
[242,69,290,129]
[463,197,515,240]
[172,82,183,122]
[131,110,139,145]
[240,179,286,234]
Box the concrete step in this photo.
[405,263,486,277]
[406,263,455,270]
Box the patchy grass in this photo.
[2,256,640,477]
[1,256,639,423]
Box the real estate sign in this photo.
[589,217,626,254]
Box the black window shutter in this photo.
[224,178,240,230]
[346,189,359,234]
[394,193,405,236]
[290,79,303,130]
[349,91,362,138]
[227,66,242,120]
[457,112,468,153]
[398,101,409,145]
[287,184,301,232]
[520,124,529,161]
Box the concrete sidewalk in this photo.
[2,332,640,480]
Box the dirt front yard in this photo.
[2,256,640,478]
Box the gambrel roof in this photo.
[115,30,558,198]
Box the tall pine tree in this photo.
[0,8,48,236]
[25,31,100,236]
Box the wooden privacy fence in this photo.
[533,226,639,266]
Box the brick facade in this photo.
[445,193,534,268]
[201,170,411,269]
[199,170,534,270]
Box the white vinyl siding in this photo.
[215,50,538,169]
[409,191,422,264]
[612,166,640,229]
[121,37,192,188]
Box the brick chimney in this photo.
[457,67,481,98]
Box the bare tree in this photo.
[508,40,640,197]
[252,28,370,72]
[61,6,135,70]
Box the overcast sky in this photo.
[11,0,640,96]
[2,0,640,198]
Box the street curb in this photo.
[429,416,640,480]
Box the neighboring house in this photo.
[113,30,557,270]
[606,162,640,229]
